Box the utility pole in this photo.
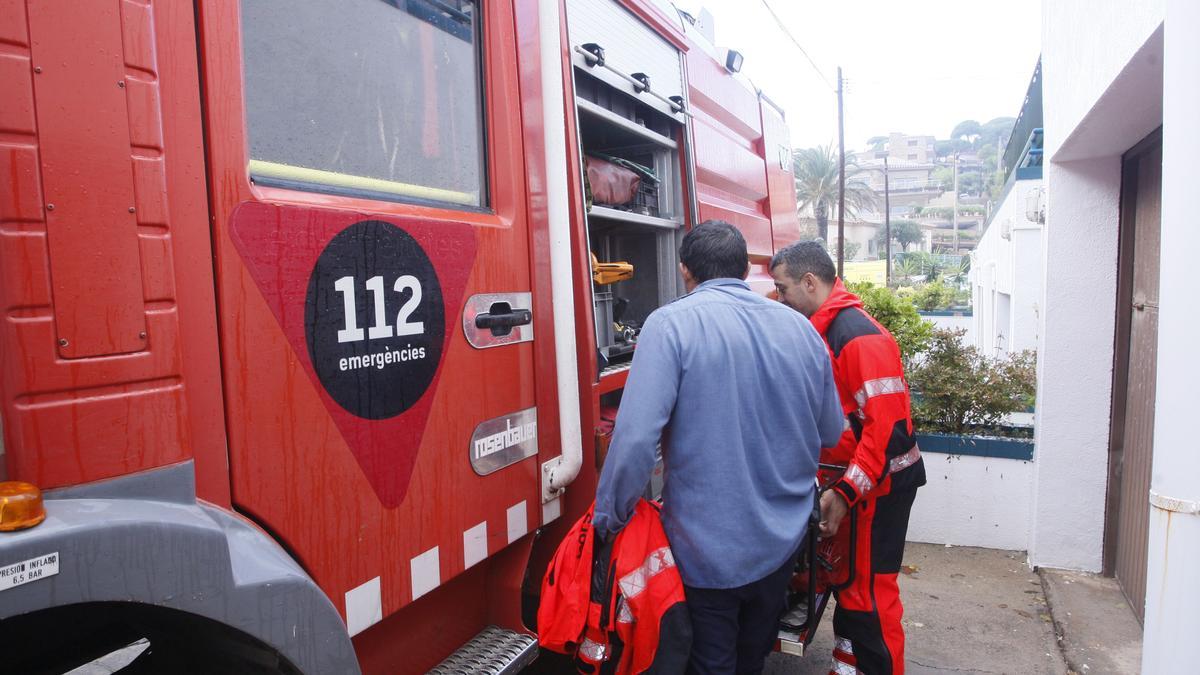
[836,66,846,277]
[952,152,959,253]
[884,153,891,285]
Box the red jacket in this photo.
[538,500,691,674]
[809,280,926,505]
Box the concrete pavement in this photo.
[530,542,1149,674]
[766,543,1068,674]
[1039,568,1142,674]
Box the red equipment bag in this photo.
[537,500,690,674]
[585,156,641,206]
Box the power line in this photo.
[758,0,836,92]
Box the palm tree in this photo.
[793,145,878,242]
[942,256,971,285]
[893,256,922,285]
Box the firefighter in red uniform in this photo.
[770,242,926,675]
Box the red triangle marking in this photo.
[228,201,477,507]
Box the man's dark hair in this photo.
[770,241,837,284]
[679,220,748,283]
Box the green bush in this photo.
[907,328,1037,435]
[912,280,958,311]
[846,282,934,367]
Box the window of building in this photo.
[908,139,918,146]
[907,154,918,161]
[241,0,486,208]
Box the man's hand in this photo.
[818,489,850,539]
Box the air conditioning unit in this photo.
[1025,186,1046,224]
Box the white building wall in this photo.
[1031,160,1121,571]
[1142,0,1200,669]
[1032,1,1163,572]
[1043,0,1165,162]
[922,314,974,349]
[971,178,1043,357]
[829,221,879,261]
[1010,227,1042,354]
[908,455,1032,551]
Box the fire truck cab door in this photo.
[200,0,542,632]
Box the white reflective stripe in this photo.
[889,446,921,474]
[831,657,858,675]
[579,637,609,662]
[616,596,635,624]
[853,376,907,409]
[618,546,675,600]
[834,636,854,654]
[844,463,875,496]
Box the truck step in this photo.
[429,626,538,675]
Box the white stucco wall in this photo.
[908,453,1033,551]
[829,221,879,261]
[972,179,1043,357]
[1032,1,1164,572]
[1142,1,1200,669]
[921,313,974,348]
[1031,159,1121,571]
[1043,0,1165,161]
[1010,227,1042,355]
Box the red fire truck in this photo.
[0,0,802,672]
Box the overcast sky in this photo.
[673,0,1042,152]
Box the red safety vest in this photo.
[538,500,691,674]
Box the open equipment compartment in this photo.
[573,69,687,373]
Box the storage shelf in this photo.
[576,97,678,150]
[588,205,681,230]
[598,361,633,395]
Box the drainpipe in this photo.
[537,0,583,512]
[1142,2,1200,670]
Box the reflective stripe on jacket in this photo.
[538,500,691,674]
[808,280,927,504]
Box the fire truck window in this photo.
[241,0,486,208]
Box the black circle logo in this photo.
[305,220,445,420]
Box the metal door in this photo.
[1107,130,1162,621]
[197,0,545,639]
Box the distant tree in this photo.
[872,226,889,257]
[873,220,925,258]
[866,135,888,150]
[980,117,1016,151]
[932,166,954,192]
[793,145,878,242]
[893,220,924,251]
[934,140,957,158]
[950,120,983,145]
[987,171,1006,200]
[978,142,998,168]
[830,239,861,262]
[957,171,983,195]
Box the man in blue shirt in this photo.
[594,220,844,674]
